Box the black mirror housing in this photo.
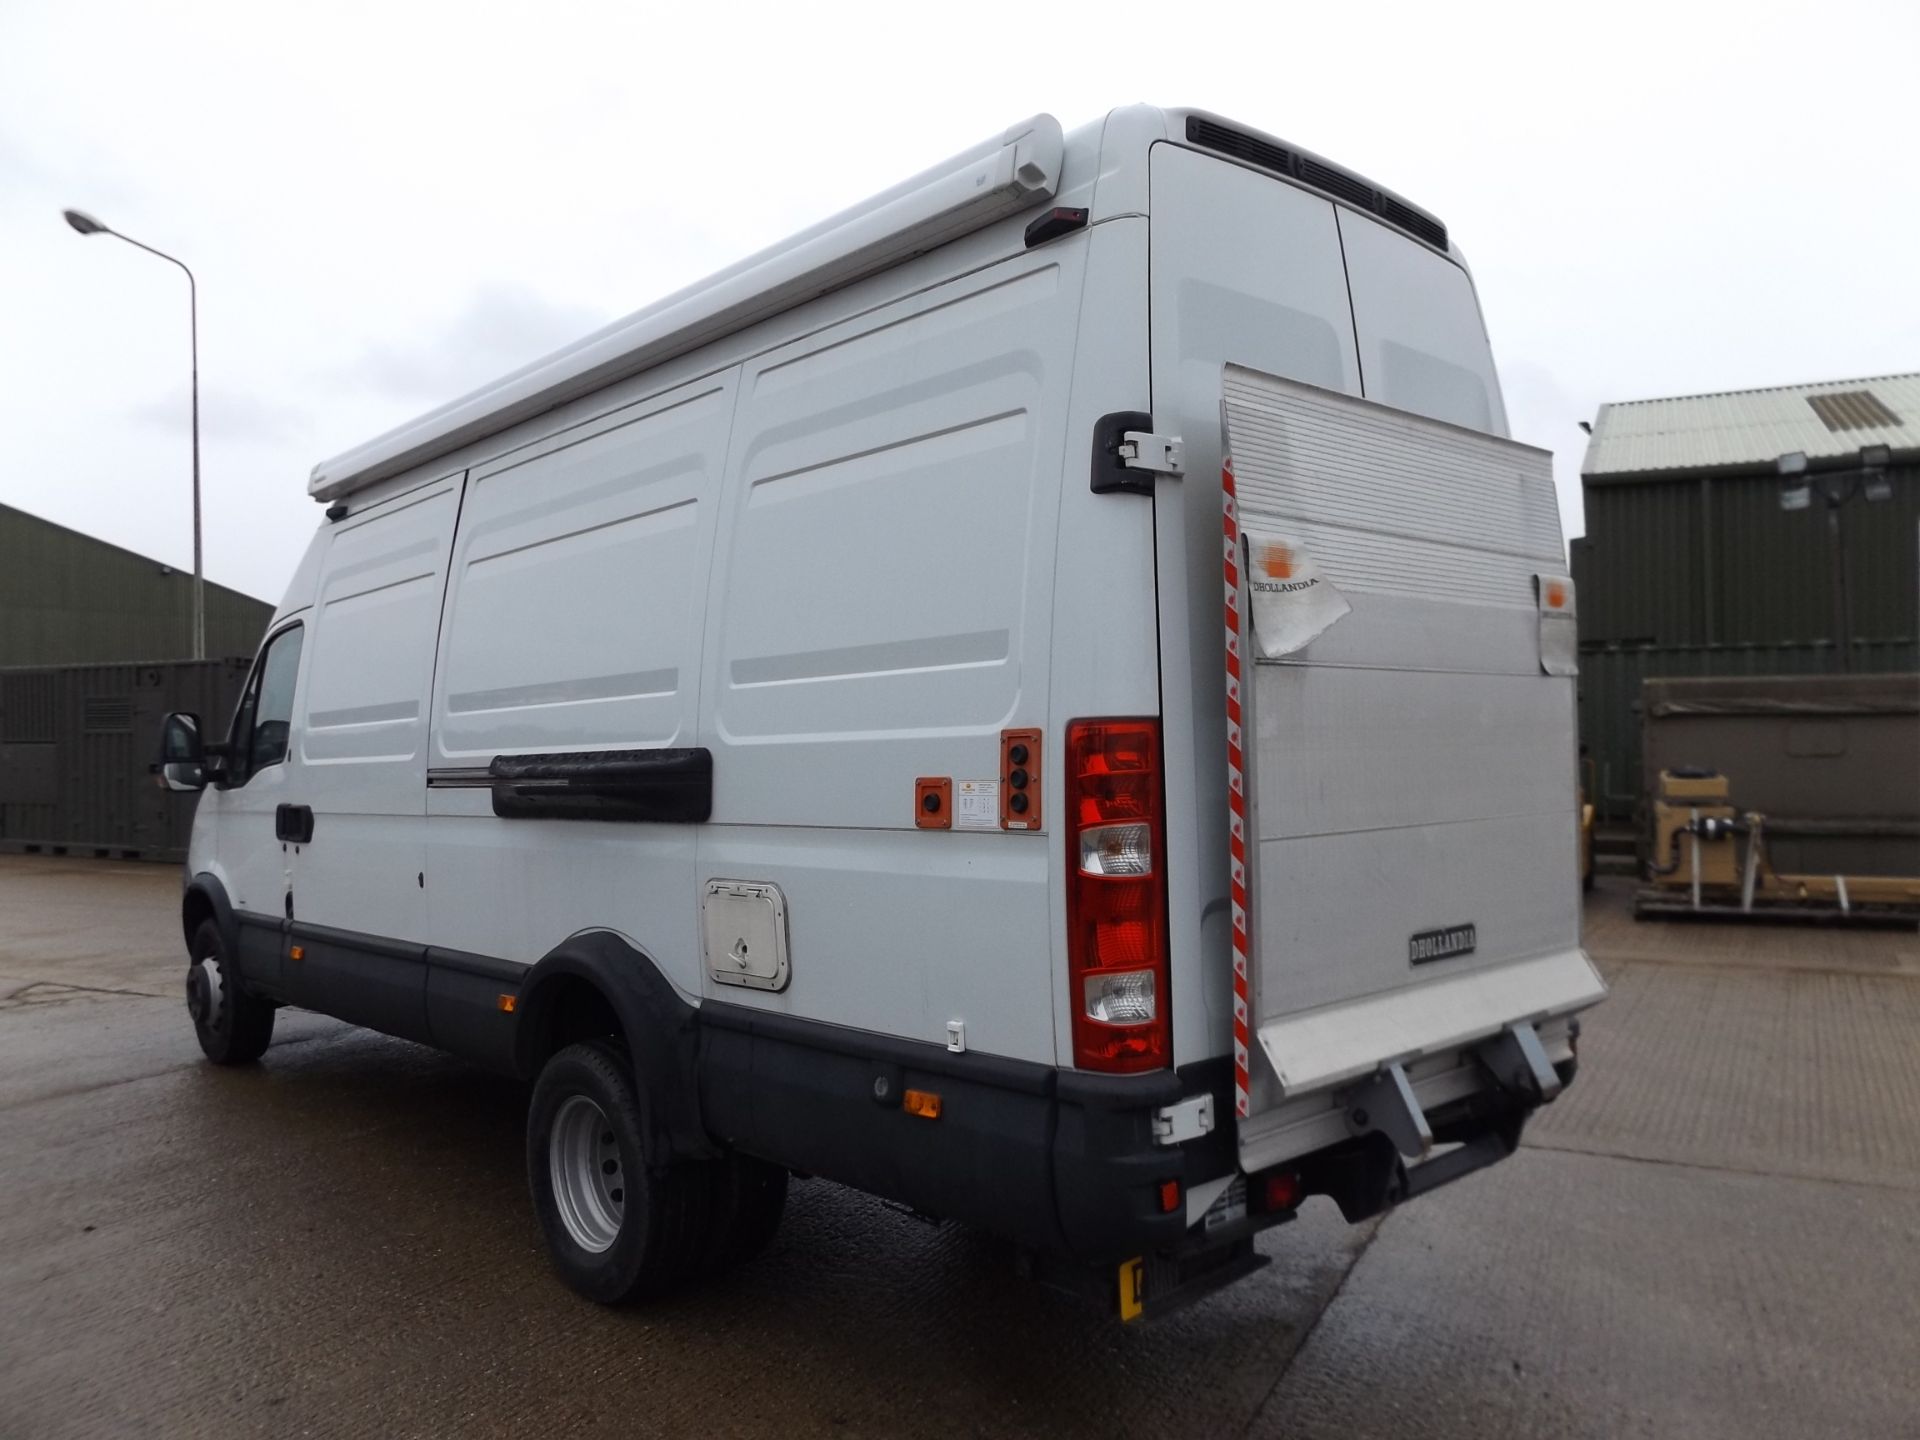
[155,712,208,792]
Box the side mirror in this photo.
[155,712,208,792]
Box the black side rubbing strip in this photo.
[489,748,713,823]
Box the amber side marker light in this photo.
[496,994,517,1014]
[902,1089,942,1119]
[289,945,304,962]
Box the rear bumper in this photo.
[694,1003,1560,1264]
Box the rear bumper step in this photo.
[1254,947,1606,1101]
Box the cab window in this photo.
[228,624,304,783]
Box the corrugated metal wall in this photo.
[1572,462,1919,821]
[0,505,273,665]
[0,659,251,861]
[1573,463,1920,648]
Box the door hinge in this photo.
[1119,431,1185,477]
[1152,1092,1215,1146]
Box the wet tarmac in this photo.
[2,855,1917,1438]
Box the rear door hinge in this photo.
[1092,410,1177,494]
[1152,1092,1215,1145]
[1119,431,1185,477]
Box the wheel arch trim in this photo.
[513,931,714,1163]
[183,872,239,955]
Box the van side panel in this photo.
[696,247,1084,1064]
[423,374,736,1002]
[1146,143,1365,1068]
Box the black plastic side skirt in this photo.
[698,1008,1235,1263]
[698,1002,1065,1251]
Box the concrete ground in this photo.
[1,857,1916,1439]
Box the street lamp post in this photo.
[63,208,205,661]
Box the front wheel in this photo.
[186,919,275,1065]
[527,1040,713,1304]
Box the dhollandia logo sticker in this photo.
[1409,923,1478,965]
[1242,528,1350,658]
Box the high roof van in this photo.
[160,105,1604,1320]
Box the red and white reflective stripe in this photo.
[1222,455,1251,1120]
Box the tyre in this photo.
[700,1154,788,1274]
[527,1039,712,1304]
[185,919,275,1065]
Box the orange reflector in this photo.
[289,945,304,962]
[496,994,517,1014]
[902,1088,941,1119]
[1158,1179,1181,1213]
[1544,581,1568,610]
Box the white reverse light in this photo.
[1084,969,1157,1024]
[1079,823,1153,877]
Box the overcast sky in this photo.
[4,0,1917,606]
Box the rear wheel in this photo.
[527,1039,712,1304]
[185,919,274,1065]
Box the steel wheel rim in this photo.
[549,1094,625,1253]
[187,954,225,1031]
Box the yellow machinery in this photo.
[1638,770,1920,921]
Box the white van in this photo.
[160,105,1605,1320]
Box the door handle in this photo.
[275,804,315,844]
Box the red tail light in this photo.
[1064,718,1169,1073]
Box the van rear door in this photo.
[1148,134,1603,1176]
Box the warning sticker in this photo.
[1243,527,1351,658]
[954,779,1000,831]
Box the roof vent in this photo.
[1184,117,1448,253]
[1806,390,1901,432]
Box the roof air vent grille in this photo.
[1806,390,1901,433]
[1298,158,1372,209]
[1186,118,1295,178]
[1184,117,1448,254]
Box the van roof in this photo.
[310,106,1455,504]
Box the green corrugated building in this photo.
[1572,372,1920,819]
[0,501,272,666]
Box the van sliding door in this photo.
[422,373,735,1006]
